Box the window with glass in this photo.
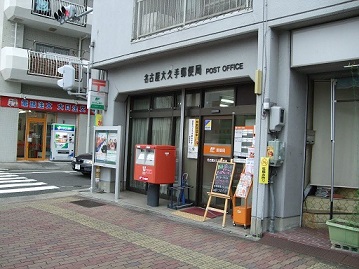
[175,93,183,108]
[204,88,235,107]
[128,85,256,205]
[133,0,253,39]
[35,43,70,55]
[153,96,173,109]
[186,92,201,107]
[132,97,150,111]
[203,0,243,17]
[129,118,150,191]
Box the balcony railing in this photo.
[27,50,83,81]
[133,0,253,39]
[31,0,88,26]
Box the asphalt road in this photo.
[0,169,91,199]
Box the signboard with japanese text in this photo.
[111,36,257,92]
[203,144,232,157]
[212,161,235,195]
[187,118,199,159]
[95,114,103,126]
[143,63,244,84]
[88,79,108,111]
[233,126,255,158]
[87,91,107,110]
[0,96,89,114]
[259,157,269,184]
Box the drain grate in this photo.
[70,199,105,208]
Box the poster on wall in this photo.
[233,126,255,158]
[235,173,253,198]
[95,131,108,162]
[94,126,120,167]
[187,118,199,159]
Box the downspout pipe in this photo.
[268,168,277,233]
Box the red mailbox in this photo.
[134,144,176,184]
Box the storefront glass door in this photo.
[26,118,46,160]
[200,116,233,206]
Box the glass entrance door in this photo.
[26,118,46,160]
[200,116,233,206]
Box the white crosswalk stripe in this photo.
[0,182,47,188]
[0,171,59,195]
[0,177,28,181]
[0,174,19,178]
[0,179,36,183]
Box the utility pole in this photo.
[55,6,94,154]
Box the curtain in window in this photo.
[151,118,172,144]
[153,96,173,109]
[174,118,181,184]
[129,118,149,190]
[152,118,172,195]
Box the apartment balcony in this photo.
[0,47,86,89]
[133,0,253,39]
[4,0,92,38]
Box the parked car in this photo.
[71,153,93,175]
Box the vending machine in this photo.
[50,123,75,161]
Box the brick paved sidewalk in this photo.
[0,195,356,269]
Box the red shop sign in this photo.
[0,96,90,115]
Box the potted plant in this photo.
[326,190,359,252]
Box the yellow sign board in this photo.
[95,113,103,126]
[259,157,269,184]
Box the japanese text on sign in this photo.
[144,65,202,83]
[0,96,88,114]
[187,119,199,159]
[144,62,245,84]
[213,162,235,195]
[259,157,269,184]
